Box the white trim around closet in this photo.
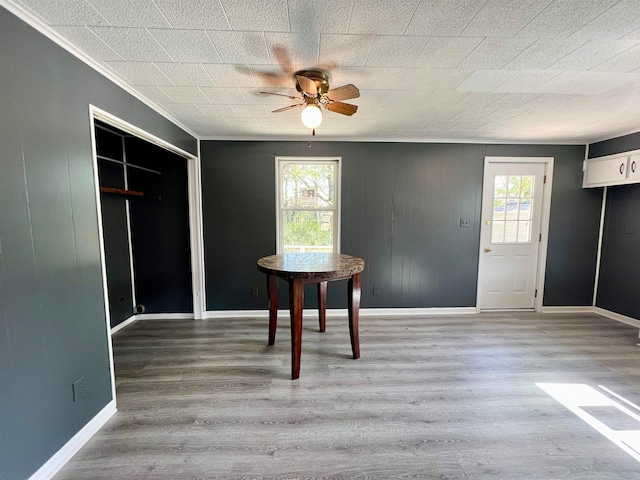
[90,105,206,321]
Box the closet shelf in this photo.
[100,186,144,197]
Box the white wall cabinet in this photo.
[583,149,640,188]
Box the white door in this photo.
[477,162,546,310]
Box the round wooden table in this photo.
[257,253,365,379]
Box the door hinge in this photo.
[535,289,538,298]
[539,233,542,242]
[544,175,547,183]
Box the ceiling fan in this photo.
[261,69,360,134]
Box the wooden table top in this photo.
[257,253,364,279]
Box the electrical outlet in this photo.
[460,218,470,228]
[373,285,380,296]
[251,286,259,297]
[72,377,85,402]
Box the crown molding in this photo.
[197,134,587,145]
[0,0,198,140]
[589,126,640,146]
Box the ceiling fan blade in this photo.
[296,75,318,96]
[271,104,304,113]
[326,84,360,102]
[236,65,289,86]
[326,101,358,116]
[260,91,302,100]
[272,45,294,76]
[257,72,291,86]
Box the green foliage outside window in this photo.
[283,211,333,252]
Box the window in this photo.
[276,157,340,253]
[491,174,534,243]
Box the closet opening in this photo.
[92,115,198,333]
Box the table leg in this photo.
[267,274,278,345]
[347,272,361,359]
[289,278,304,379]
[317,281,327,332]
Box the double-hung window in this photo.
[276,157,341,253]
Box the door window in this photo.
[491,175,534,244]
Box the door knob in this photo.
[484,247,491,252]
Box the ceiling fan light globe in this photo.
[301,104,323,129]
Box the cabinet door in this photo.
[628,155,640,181]
[583,155,628,187]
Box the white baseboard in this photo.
[360,307,477,316]
[110,313,195,336]
[204,307,477,319]
[541,306,595,314]
[28,401,117,480]
[133,307,640,335]
[135,313,195,320]
[204,309,328,319]
[593,307,640,330]
[543,306,640,334]
[110,315,137,335]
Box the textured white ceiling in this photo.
[9,0,640,142]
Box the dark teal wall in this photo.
[589,131,640,159]
[598,185,640,319]
[589,131,640,319]
[201,141,599,311]
[0,7,196,480]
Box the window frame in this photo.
[275,156,341,254]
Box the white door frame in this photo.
[476,156,554,312]
[89,106,206,400]
[89,106,206,322]
[89,107,205,319]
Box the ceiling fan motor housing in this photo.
[262,68,359,118]
[295,70,329,95]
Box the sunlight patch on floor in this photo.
[537,383,640,463]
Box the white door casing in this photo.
[477,158,553,310]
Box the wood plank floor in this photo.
[54,312,640,479]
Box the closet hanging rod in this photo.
[97,155,161,175]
